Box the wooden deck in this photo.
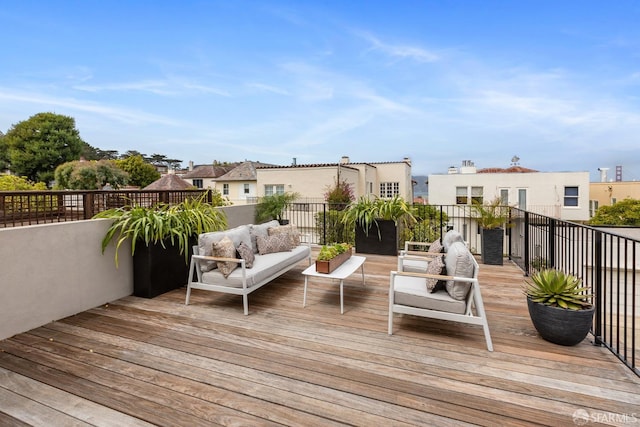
[1,253,638,426]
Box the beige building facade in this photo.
[255,157,413,202]
[589,181,640,216]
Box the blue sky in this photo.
[1,1,639,180]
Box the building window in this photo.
[223,183,229,196]
[518,189,527,210]
[564,186,579,207]
[244,183,250,194]
[500,189,509,205]
[471,186,483,204]
[264,184,285,196]
[193,179,203,189]
[380,182,399,198]
[589,200,599,217]
[456,186,483,205]
[456,186,468,205]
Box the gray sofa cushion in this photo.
[393,274,467,314]
[198,225,252,272]
[201,244,311,289]
[250,220,280,254]
[444,241,475,300]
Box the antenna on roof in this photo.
[511,155,520,166]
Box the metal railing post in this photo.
[594,230,603,346]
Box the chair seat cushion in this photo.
[393,274,467,314]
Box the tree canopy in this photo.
[588,198,640,226]
[116,155,160,188]
[3,112,85,185]
[54,159,128,190]
[0,175,47,191]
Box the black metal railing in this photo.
[510,208,638,376]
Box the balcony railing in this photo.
[1,191,638,376]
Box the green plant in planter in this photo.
[524,269,592,310]
[524,268,594,346]
[342,195,416,236]
[95,193,228,266]
[471,196,511,229]
[317,242,352,261]
[255,192,299,223]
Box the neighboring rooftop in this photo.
[218,161,277,181]
[143,173,194,190]
[477,166,539,173]
[182,164,240,179]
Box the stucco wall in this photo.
[0,219,134,340]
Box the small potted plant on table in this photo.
[315,243,352,274]
[524,269,595,346]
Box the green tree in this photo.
[54,159,128,190]
[116,155,160,187]
[0,131,8,172]
[4,113,85,185]
[0,175,47,190]
[589,198,640,226]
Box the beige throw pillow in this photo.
[212,236,238,278]
[268,224,301,247]
[256,233,292,255]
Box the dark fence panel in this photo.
[0,190,209,227]
[510,208,639,377]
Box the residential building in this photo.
[428,160,590,222]
[181,162,239,191]
[255,156,413,201]
[589,181,640,217]
[215,161,276,204]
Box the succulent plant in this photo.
[524,269,592,310]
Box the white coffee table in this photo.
[302,255,366,314]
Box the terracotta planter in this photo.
[316,250,351,274]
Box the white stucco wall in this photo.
[428,171,590,221]
[0,219,134,340]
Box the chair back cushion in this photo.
[444,241,475,300]
[442,230,465,251]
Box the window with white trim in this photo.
[471,186,483,204]
[564,186,579,207]
[264,184,285,196]
[192,179,203,189]
[456,186,484,205]
[243,183,250,194]
[222,183,229,196]
[380,182,400,198]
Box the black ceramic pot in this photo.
[527,297,595,346]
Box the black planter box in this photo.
[355,219,398,256]
[481,228,504,265]
[133,238,194,298]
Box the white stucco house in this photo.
[428,160,590,222]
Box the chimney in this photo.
[598,167,609,182]
[292,157,297,166]
[447,166,458,174]
[188,161,194,171]
[403,156,411,165]
[340,156,350,164]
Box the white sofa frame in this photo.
[185,238,311,315]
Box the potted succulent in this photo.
[343,195,416,255]
[472,197,510,265]
[95,194,228,298]
[255,192,299,225]
[316,242,352,273]
[524,269,595,346]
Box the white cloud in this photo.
[355,30,440,63]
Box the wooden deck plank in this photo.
[1,253,638,426]
[0,367,154,427]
